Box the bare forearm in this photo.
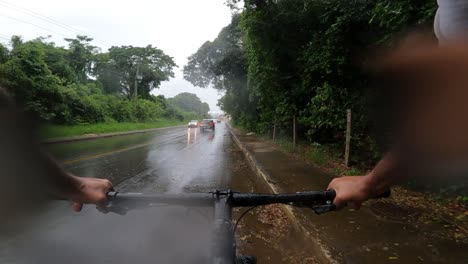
[361,151,407,197]
[328,150,407,208]
[41,153,80,199]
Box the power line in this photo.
[0,41,11,47]
[0,1,87,35]
[0,13,73,39]
[0,0,112,48]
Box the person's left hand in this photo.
[67,176,114,212]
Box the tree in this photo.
[0,44,8,64]
[0,38,63,121]
[184,15,257,128]
[33,37,77,84]
[65,35,99,83]
[168,92,210,117]
[0,35,182,125]
[96,45,177,98]
[191,0,436,163]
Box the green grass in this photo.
[343,167,364,176]
[277,140,297,153]
[40,119,186,139]
[304,148,330,165]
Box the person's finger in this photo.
[331,195,347,209]
[327,178,338,190]
[102,179,114,191]
[72,202,83,212]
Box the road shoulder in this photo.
[228,124,468,264]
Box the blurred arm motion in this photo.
[0,87,113,213]
[329,0,468,208]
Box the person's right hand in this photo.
[327,175,374,210]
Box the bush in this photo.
[163,103,185,121]
[78,96,106,123]
[181,111,198,121]
[53,86,80,124]
[52,85,107,124]
[132,99,164,122]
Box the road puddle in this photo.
[228,143,323,264]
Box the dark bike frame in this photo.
[106,189,337,264]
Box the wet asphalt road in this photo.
[1,124,239,264]
[53,124,230,192]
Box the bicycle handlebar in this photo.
[106,192,214,207]
[101,189,389,263]
[104,189,390,215]
[230,190,336,207]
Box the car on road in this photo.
[199,119,215,131]
[188,120,199,128]
[216,119,221,124]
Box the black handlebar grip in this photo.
[314,189,391,214]
[325,189,336,200]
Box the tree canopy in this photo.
[96,45,177,98]
[186,0,437,164]
[0,35,183,124]
[168,92,210,118]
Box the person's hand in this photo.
[67,176,114,212]
[327,175,373,210]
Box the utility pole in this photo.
[134,64,140,99]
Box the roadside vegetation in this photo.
[184,0,466,197]
[264,134,468,242]
[0,36,210,139]
[185,0,436,166]
[40,119,186,139]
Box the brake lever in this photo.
[290,202,337,214]
[103,191,130,215]
[311,204,336,214]
[309,189,391,214]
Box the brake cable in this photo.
[233,206,259,234]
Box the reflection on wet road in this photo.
[1,124,236,264]
[50,125,229,192]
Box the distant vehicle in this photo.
[188,120,198,128]
[216,119,221,124]
[199,119,215,131]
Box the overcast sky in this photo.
[0,0,233,112]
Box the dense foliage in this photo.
[186,0,437,165]
[0,36,207,125]
[168,92,210,118]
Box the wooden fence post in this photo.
[293,115,296,148]
[345,109,352,167]
[273,122,277,142]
